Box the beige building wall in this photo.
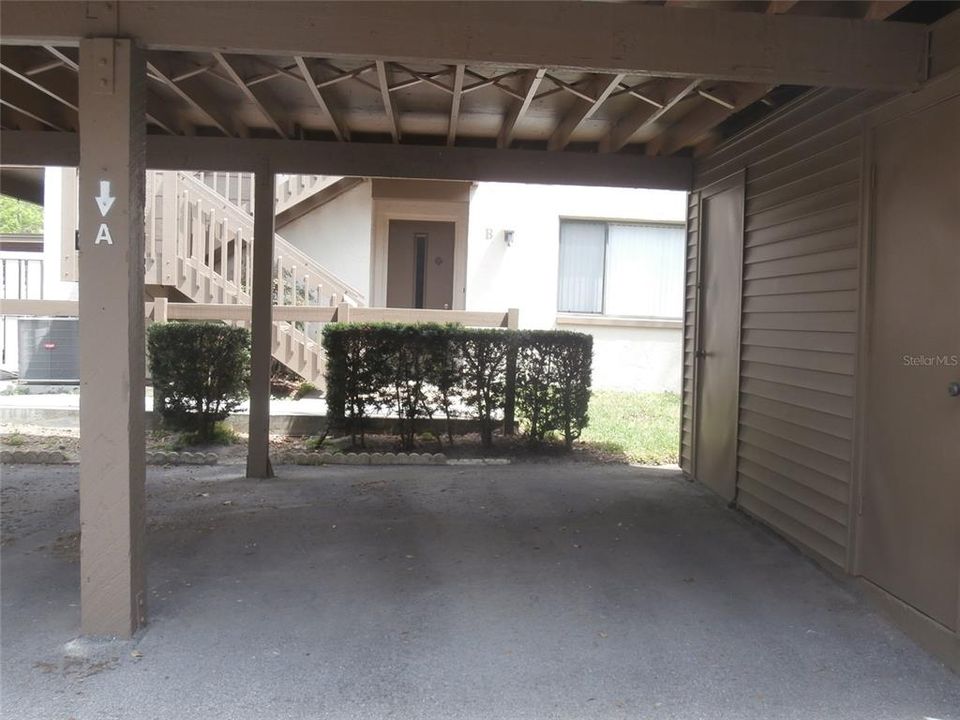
[280,180,373,301]
[684,87,893,569]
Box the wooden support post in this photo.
[77,37,147,637]
[246,166,275,479]
[159,171,177,285]
[503,308,520,436]
[337,301,351,323]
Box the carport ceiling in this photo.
[0,1,944,158]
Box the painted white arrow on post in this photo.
[95,180,115,217]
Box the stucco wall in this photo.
[280,181,373,301]
[466,183,687,392]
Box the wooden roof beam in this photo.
[147,61,234,136]
[447,64,465,146]
[0,2,927,90]
[601,78,699,153]
[0,72,73,131]
[1,130,693,190]
[294,56,349,142]
[548,73,624,152]
[646,82,771,156]
[213,51,290,139]
[497,67,545,149]
[376,60,400,143]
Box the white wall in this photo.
[280,181,373,301]
[466,183,687,392]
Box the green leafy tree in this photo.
[0,195,44,234]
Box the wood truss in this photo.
[0,0,940,159]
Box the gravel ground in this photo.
[1,463,958,720]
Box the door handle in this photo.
[949,382,960,397]
[695,350,707,359]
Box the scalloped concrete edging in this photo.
[276,451,449,466]
[146,451,218,466]
[0,449,68,465]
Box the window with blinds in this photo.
[557,220,685,318]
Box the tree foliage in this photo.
[0,195,44,234]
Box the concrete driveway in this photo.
[2,463,958,720]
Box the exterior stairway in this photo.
[144,170,365,387]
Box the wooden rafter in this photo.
[447,64,465,147]
[0,2,927,90]
[294,56,348,142]
[393,62,454,94]
[320,60,380,94]
[462,68,526,102]
[375,60,400,143]
[548,73,624,151]
[389,68,450,93]
[0,100,66,131]
[647,82,771,156]
[31,46,178,134]
[1,48,77,112]
[601,78,699,153]
[498,67,545,149]
[147,61,234,136]
[214,52,289,138]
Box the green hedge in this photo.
[148,322,250,440]
[322,323,592,450]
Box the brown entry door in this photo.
[858,95,960,631]
[386,220,455,309]
[694,176,745,502]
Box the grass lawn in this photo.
[580,390,681,465]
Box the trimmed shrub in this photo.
[148,322,250,441]
[322,323,592,451]
[515,330,592,449]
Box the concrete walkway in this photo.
[1,464,958,720]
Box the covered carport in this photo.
[0,0,958,681]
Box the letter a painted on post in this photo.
[95,223,113,245]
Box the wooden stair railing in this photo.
[144,170,367,387]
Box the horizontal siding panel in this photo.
[737,480,849,548]
[741,328,856,354]
[742,290,857,314]
[737,475,847,544]
[696,88,868,181]
[738,442,848,503]
[739,394,853,440]
[746,204,858,247]
[741,311,856,333]
[741,361,855,397]
[745,180,859,230]
[740,345,854,375]
[747,138,860,198]
[739,461,848,524]
[739,410,851,462]
[738,491,847,568]
[744,248,858,281]
[747,159,859,215]
[744,226,856,263]
[740,377,853,418]
[744,269,859,297]
[739,426,850,482]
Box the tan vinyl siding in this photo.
[689,87,892,570]
[679,190,699,475]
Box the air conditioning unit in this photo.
[17,318,80,383]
